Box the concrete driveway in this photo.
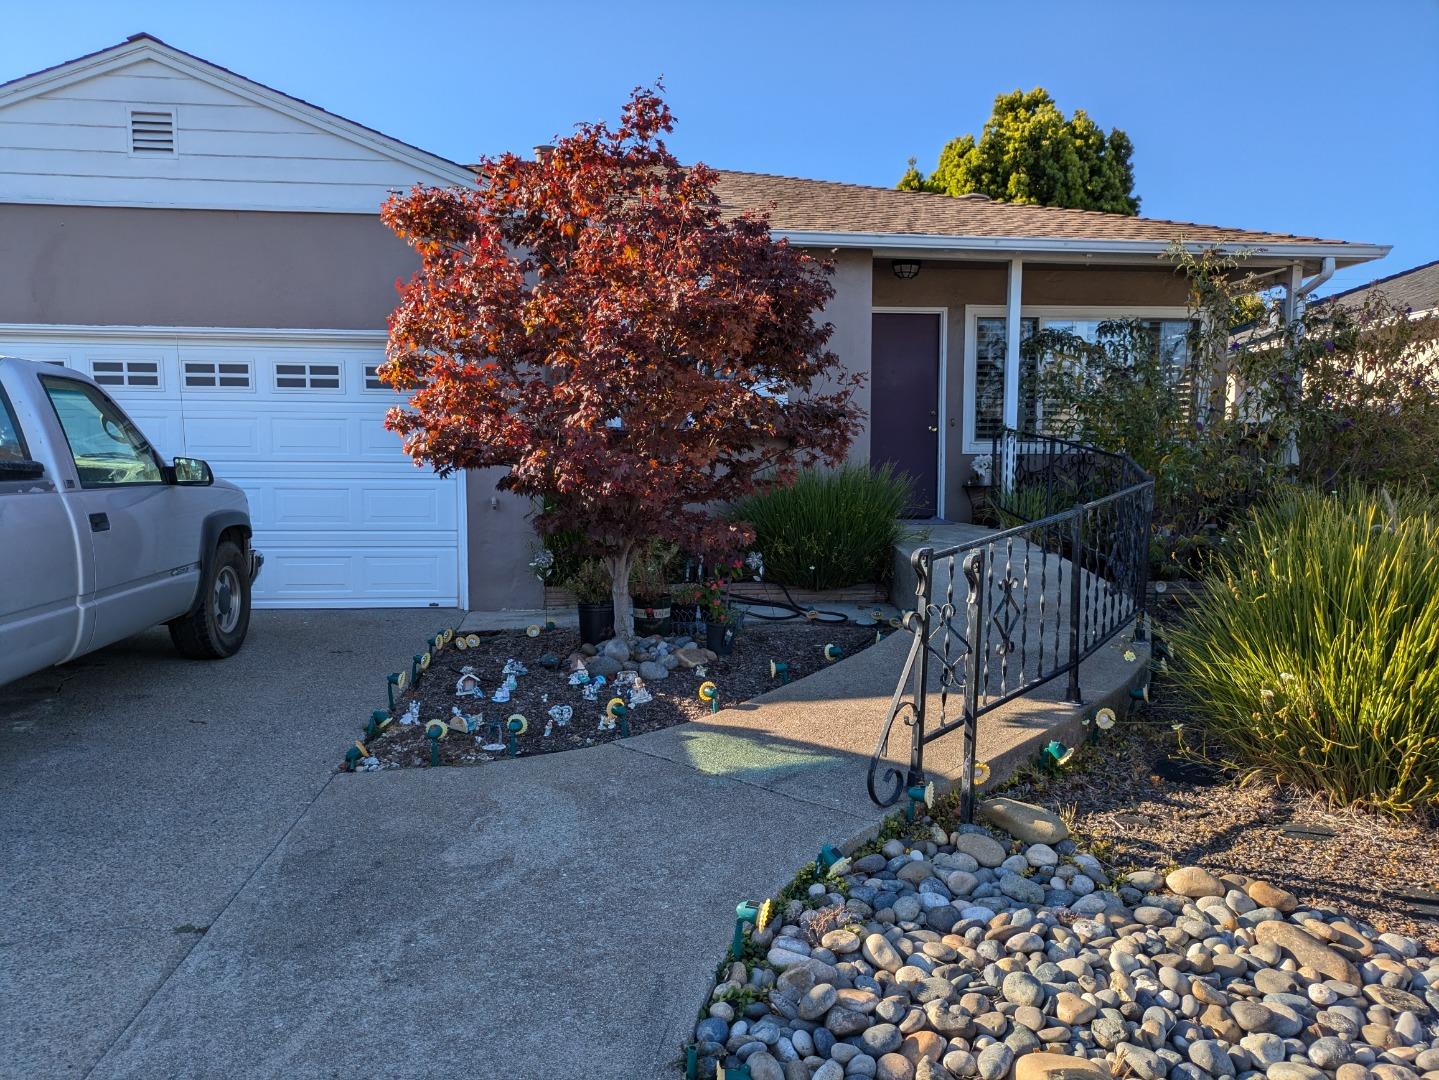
[0,609,457,1079]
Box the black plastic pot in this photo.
[577,601,615,646]
[705,620,736,656]
[633,595,673,637]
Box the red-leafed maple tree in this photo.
[379,87,863,636]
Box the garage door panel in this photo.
[0,331,463,608]
[260,546,457,605]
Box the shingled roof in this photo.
[1317,259,1439,314]
[710,170,1378,255]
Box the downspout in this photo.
[1280,256,1336,465]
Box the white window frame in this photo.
[962,305,1191,454]
[873,305,948,519]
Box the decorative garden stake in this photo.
[506,714,527,757]
[822,643,843,662]
[815,844,843,873]
[698,681,719,713]
[972,761,991,787]
[412,651,431,685]
[526,624,541,638]
[686,1045,697,1080]
[717,1063,752,1080]
[1094,707,1117,731]
[731,900,759,960]
[464,634,480,648]
[448,707,471,734]
[903,780,935,823]
[548,704,573,727]
[343,740,368,771]
[425,720,447,766]
[386,671,407,711]
[875,629,884,645]
[1130,680,1151,703]
[1043,740,1074,768]
[454,636,468,651]
[366,709,389,740]
[605,698,630,738]
[769,659,790,684]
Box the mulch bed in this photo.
[355,620,881,769]
[996,678,1439,951]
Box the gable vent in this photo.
[129,109,175,154]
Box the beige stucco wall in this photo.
[0,203,417,329]
[873,260,1191,521]
[811,249,875,464]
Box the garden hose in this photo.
[724,579,851,624]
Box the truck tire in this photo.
[169,540,252,659]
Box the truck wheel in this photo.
[169,540,252,659]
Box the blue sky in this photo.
[6,0,1436,294]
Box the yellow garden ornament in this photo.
[465,633,481,648]
[698,681,719,713]
[605,697,628,719]
[1095,707,1117,731]
[507,713,528,736]
[755,898,775,933]
[424,719,449,740]
[526,624,542,638]
[822,643,843,662]
[973,761,992,786]
[454,636,469,651]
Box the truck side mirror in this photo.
[170,456,214,486]
[0,458,45,482]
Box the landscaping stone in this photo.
[978,798,1070,844]
[690,817,1439,1080]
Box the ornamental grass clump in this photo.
[1173,487,1439,815]
[730,464,912,589]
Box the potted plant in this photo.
[630,540,677,637]
[670,582,704,638]
[698,569,745,657]
[564,558,614,645]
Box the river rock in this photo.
[1165,865,1226,898]
[1254,920,1363,985]
[1013,1053,1109,1080]
[952,832,1008,867]
[978,798,1070,844]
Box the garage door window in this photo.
[41,378,163,487]
[275,362,341,391]
[91,359,161,389]
[184,360,253,388]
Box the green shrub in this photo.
[1173,487,1439,814]
[730,464,913,589]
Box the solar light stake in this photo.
[822,643,843,662]
[425,721,446,767]
[769,660,789,684]
[1043,740,1074,769]
[506,714,528,758]
[386,672,406,711]
[1130,680,1151,703]
[366,709,388,740]
[698,681,719,714]
[815,844,842,873]
[686,1045,697,1080]
[731,900,759,961]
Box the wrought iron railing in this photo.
[867,429,1154,821]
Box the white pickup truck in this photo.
[0,357,262,688]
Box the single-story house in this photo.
[1317,258,1439,319]
[0,34,1391,612]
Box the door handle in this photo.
[89,512,110,533]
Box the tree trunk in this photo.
[604,546,636,640]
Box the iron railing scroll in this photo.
[867,429,1154,823]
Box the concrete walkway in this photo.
[4,608,1142,1080]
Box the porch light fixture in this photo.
[891,259,922,280]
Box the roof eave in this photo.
[774,230,1391,269]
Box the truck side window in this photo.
[41,377,163,488]
[0,387,26,463]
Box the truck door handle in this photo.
[89,512,110,533]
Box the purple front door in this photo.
[870,311,941,518]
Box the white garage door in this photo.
[0,329,464,609]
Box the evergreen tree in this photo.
[901,89,1140,215]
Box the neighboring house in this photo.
[0,34,1391,613]
[1316,258,1439,318]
